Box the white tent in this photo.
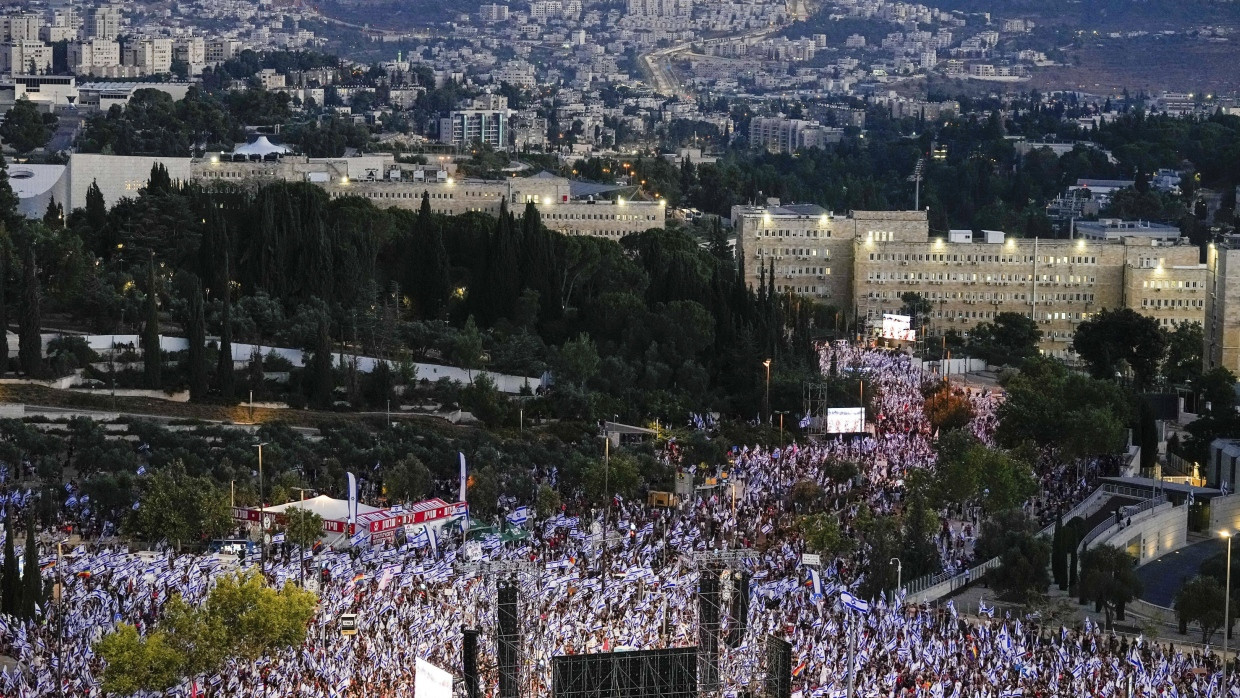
[264,494,381,521]
[232,136,291,157]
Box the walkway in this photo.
[1136,536,1225,607]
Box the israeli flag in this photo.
[809,567,823,597]
[132,501,140,510]
[839,591,870,614]
[979,599,995,617]
[271,533,285,545]
[458,452,468,502]
[347,472,358,527]
[1128,652,1145,675]
[350,528,368,547]
[428,526,439,558]
[506,506,531,527]
[799,414,812,429]
[409,529,429,547]
[1186,490,1195,507]
[136,465,147,476]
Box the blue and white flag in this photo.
[979,599,994,617]
[506,506,530,527]
[428,526,439,558]
[136,465,147,476]
[347,472,358,528]
[1186,490,1195,507]
[349,528,368,547]
[799,414,811,429]
[271,533,285,545]
[809,567,823,597]
[839,591,870,614]
[458,452,468,502]
[132,501,140,510]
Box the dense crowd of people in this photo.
[0,346,1214,698]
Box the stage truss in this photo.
[803,382,830,440]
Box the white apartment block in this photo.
[2,13,43,42]
[174,37,206,75]
[206,39,242,65]
[123,38,173,76]
[479,4,511,22]
[84,6,121,42]
[68,39,122,76]
[0,41,53,76]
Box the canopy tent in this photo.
[263,494,382,521]
[231,136,291,157]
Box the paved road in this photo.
[1137,537,1225,607]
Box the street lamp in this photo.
[763,358,772,421]
[890,557,902,594]
[1224,530,1234,690]
[255,442,269,572]
[291,486,314,587]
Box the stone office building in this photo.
[733,204,1207,356]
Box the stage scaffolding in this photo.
[685,550,759,697]
[552,647,698,698]
[802,383,830,440]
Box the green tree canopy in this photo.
[1073,308,1166,388]
[968,312,1042,367]
[1174,575,1227,644]
[0,98,55,153]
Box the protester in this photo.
[0,347,1200,698]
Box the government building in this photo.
[732,204,1209,357]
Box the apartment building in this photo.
[123,38,173,76]
[206,39,242,65]
[174,37,206,76]
[84,6,121,41]
[733,205,1207,355]
[749,117,843,153]
[1206,236,1240,375]
[2,13,43,42]
[0,40,52,76]
[440,109,510,150]
[68,39,121,76]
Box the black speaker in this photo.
[728,572,750,648]
[698,569,720,692]
[497,583,520,698]
[765,636,791,698]
[463,627,479,698]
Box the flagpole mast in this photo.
[846,616,857,698]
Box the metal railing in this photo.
[906,557,1002,597]
[1080,494,1168,549]
[904,485,1170,602]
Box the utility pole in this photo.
[291,486,313,587]
[255,442,269,573]
[907,157,925,211]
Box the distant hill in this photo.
[317,0,484,28]
[929,0,1240,29]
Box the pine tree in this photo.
[20,513,40,620]
[184,274,209,400]
[142,257,162,389]
[0,508,18,616]
[18,240,41,377]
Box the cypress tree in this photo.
[216,227,235,399]
[0,152,22,233]
[0,225,8,376]
[0,508,18,616]
[1051,514,1065,589]
[419,193,450,319]
[142,257,162,389]
[20,513,39,619]
[42,198,63,230]
[84,180,110,258]
[309,316,334,409]
[184,274,209,400]
[17,240,41,377]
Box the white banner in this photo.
[415,658,453,698]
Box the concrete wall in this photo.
[1211,493,1240,533]
[66,153,192,211]
[1092,502,1187,565]
[79,335,542,394]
